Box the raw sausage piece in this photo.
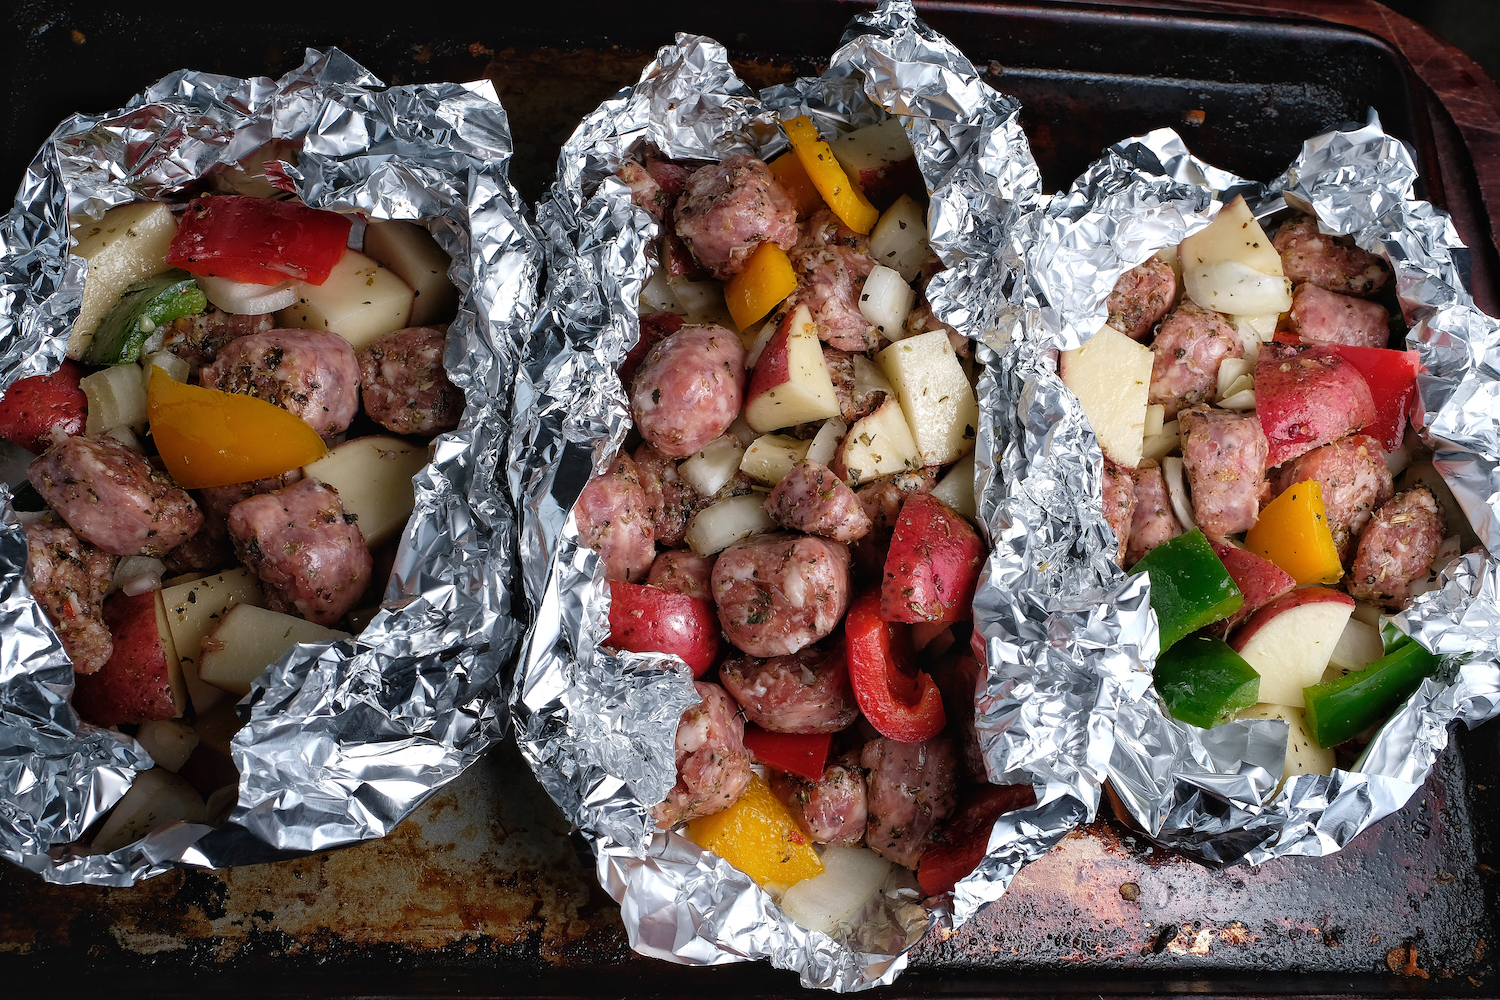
[769,765,868,845]
[1148,301,1245,420]
[652,680,754,828]
[227,478,373,626]
[1107,256,1178,341]
[823,347,888,426]
[788,209,880,352]
[718,644,859,734]
[159,306,274,379]
[575,452,656,583]
[201,328,361,440]
[632,443,698,549]
[765,460,872,542]
[646,549,716,600]
[1271,434,1392,562]
[856,467,940,536]
[1287,282,1390,350]
[711,531,852,657]
[30,435,203,557]
[1179,405,1269,538]
[618,160,668,220]
[1273,214,1390,297]
[1125,461,1183,566]
[164,469,304,575]
[1102,460,1138,568]
[1348,487,1445,608]
[861,735,959,868]
[24,517,116,674]
[673,155,799,280]
[630,324,746,459]
[356,326,464,436]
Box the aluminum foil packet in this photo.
[971,115,1500,868]
[509,1,1072,990]
[0,48,540,884]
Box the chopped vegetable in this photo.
[767,151,825,218]
[1129,528,1244,652]
[83,270,206,366]
[166,195,353,286]
[0,360,87,454]
[917,783,1038,896]
[783,115,879,235]
[685,774,824,889]
[881,491,984,623]
[844,589,947,742]
[1153,633,1261,728]
[1244,478,1343,585]
[742,725,832,782]
[1323,344,1420,451]
[606,580,721,677]
[1302,638,1441,749]
[724,242,798,331]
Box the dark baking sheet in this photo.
[3,2,1497,995]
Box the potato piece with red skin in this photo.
[72,590,183,727]
[606,580,721,677]
[1208,540,1297,634]
[0,361,88,454]
[881,492,984,623]
[1255,341,1376,468]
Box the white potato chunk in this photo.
[362,219,459,326]
[276,249,414,350]
[1182,195,1284,276]
[198,603,350,696]
[302,435,428,549]
[161,568,265,715]
[740,434,812,485]
[1236,703,1335,786]
[1059,325,1153,469]
[70,203,178,358]
[838,397,920,486]
[135,719,200,772]
[81,364,147,434]
[930,451,977,521]
[877,329,979,467]
[868,194,929,282]
[91,768,206,854]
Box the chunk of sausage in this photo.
[1274,214,1390,297]
[674,155,799,280]
[1125,461,1183,566]
[1288,282,1390,350]
[1107,256,1178,341]
[765,460,872,542]
[227,478,373,626]
[632,443,698,550]
[1148,301,1245,420]
[630,325,746,459]
[652,681,754,828]
[575,452,656,583]
[788,209,880,351]
[24,518,116,674]
[1179,405,1269,538]
[856,467,940,536]
[617,160,668,220]
[1271,434,1392,562]
[718,644,859,734]
[201,329,361,439]
[30,435,203,557]
[769,765,868,845]
[165,469,304,575]
[645,549,716,600]
[861,735,959,868]
[159,306,274,379]
[711,532,852,657]
[356,326,463,436]
[822,347,888,427]
[1102,460,1138,569]
[1348,487,1445,608]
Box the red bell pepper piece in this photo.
[606,580,720,676]
[0,360,87,454]
[1322,344,1420,451]
[845,589,947,743]
[166,195,353,286]
[916,783,1038,896]
[741,725,832,782]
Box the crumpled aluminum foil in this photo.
[510,2,1069,990]
[0,48,540,884]
[971,114,1500,868]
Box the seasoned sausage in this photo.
[632,443,698,549]
[788,209,880,351]
[24,517,116,674]
[1107,256,1177,341]
[718,644,859,734]
[630,324,746,459]
[856,467,940,536]
[201,328,361,439]
[575,451,656,583]
[29,435,203,557]
[618,160,669,220]
[1102,460,1138,568]
[765,460,872,542]
[158,305,274,379]
[769,764,868,845]
[711,531,852,657]
[652,680,754,828]
[1148,301,1245,420]
[1179,405,1269,538]
[164,469,304,575]
[1348,487,1445,608]
[861,735,959,868]
[227,478,372,626]
[356,326,464,436]
[1271,434,1392,562]
[1274,214,1390,297]
[673,155,799,280]
[1287,282,1390,350]
[1125,461,1183,565]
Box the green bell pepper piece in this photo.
[83,269,206,366]
[1154,633,1261,728]
[1130,528,1245,652]
[1302,638,1440,749]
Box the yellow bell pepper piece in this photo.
[146,366,327,489]
[724,243,798,331]
[783,115,880,235]
[1244,478,1343,585]
[768,151,825,218]
[685,774,824,889]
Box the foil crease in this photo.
[974,115,1500,868]
[510,2,1063,989]
[0,49,539,883]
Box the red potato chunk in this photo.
[1208,539,1296,634]
[1255,341,1377,468]
[881,492,984,624]
[72,590,181,727]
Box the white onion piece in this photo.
[930,451,977,521]
[140,350,190,390]
[1385,430,1413,475]
[685,493,775,556]
[1433,534,1462,575]
[666,275,725,319]
[1183,260,1292,316]
[105,424,145,453]
[113,556,164,596]
[678,435,745,496]
[1220,373,1256,400]
[1160,455,1197,530]
[745,317,780,369]
[804,418,846,468]
[1232,312,1281,342]
[725,415,759,448]
[1217,388,1256,411]
[1140,420,1180,462]
[868,195,930,282]
[1142,403,1166,440]
[778,847,893,934]
[1216,357,1255,399]
[857,265,916,341]
[195,273,298,314]
[641,269,685,315]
